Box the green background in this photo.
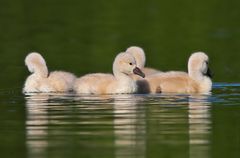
[1,0,240,90]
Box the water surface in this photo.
[0,83,240,158]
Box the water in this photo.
[1,0,240,157]
[0,83,239,158]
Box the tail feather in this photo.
[25,52,48,77]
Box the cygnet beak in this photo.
[206,67,212,78]
[133,67,145,78]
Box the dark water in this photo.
[0,83,240,158]
[1,0,240,158]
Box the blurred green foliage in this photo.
[0,0,240,89]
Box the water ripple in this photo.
[1,83,239,158]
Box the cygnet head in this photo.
[113,52,145,78]
[126,46,146,69]
[188,52,212,80]
[25,52,48,77]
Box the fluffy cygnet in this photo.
[23,52,76,93]
[137,52,212,94]
[73,52,145,94]
[126,46,161,76]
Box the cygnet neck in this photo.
[132,53,145,69]
[34,66,49,78]
[113,68,133,82]
[135,55,145,69]
[188,69,204,81]
[188,66,212,90]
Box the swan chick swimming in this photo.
[73,52,145,94]
[23,52,76,93]
[126,46,161,76]
[138,52,212,94]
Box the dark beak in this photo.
[206,67,212,78]
[133,67,145,78]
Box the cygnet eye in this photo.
[206,61,209,65]
[129,62,133,65]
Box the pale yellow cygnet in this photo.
[137,52,212,94]
[23,52,76,93]
[73,52,145,94]
[126,46,161,77]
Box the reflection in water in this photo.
[113,95,146,158]
[25,93,116,158]
[25,93,50,157]
[24,92,212,158]
[188,95,211,158]
[25,93,78,157]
